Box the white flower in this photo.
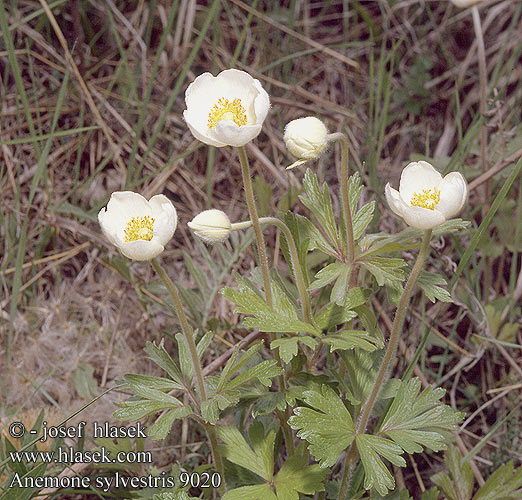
[385,161,467,230]
[188,209,231,244]
[450,0,484,7]
[183,69,270,148]
[98,191,177,261]
[284,117,328,167]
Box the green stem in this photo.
[236,146,295,456]
[232,217,312,324]
[151,258,225,491]
[327,132,356,266]
[237,145,273,307]
[336,229,433,500]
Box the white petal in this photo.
[119,239,165,261]
[149,194,177,246]
[401,206,446,230]
[185,72,216,110]
[183,110,226,147]
[98,206,120,246]
[252,79,270,125]
[210,121,262,147]
[437,172,468,218]
[101,192,153,242]
[215,69,256,90]
[399,161,443,204]
[385,183,408,218]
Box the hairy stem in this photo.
[336,229,432,500]
[237,146,273,307]
[151,258,225,491]
[236,146,295,456]
[327,132,356,267]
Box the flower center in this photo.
[124,216,155,242]
[208,97,248,129]
[410,188,441,210]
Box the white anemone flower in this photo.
[188,209,231,244]
[183,69,270,147]
[450,0,484,7]
[98,191,177,261]
[284,116,328,169]
[385,161,467,230]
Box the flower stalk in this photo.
[327,132,356,267]
[236,146,295,456]
[336,229,433,500]
[151,258,224,491]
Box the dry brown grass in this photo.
[1,0,522,498]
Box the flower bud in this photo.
[188,209,231,244]
[284,117,328,162]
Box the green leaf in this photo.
[175,331,214,381]
[300,168,340,249]
[473,461,522,500]
[144,340,184,386]
[353,304,385,348]
[347,172,364,214]
[148,406,192,441]
[417,271,453,303]
[360,256,406,286]
[222,277,320,336]
[218,424,275,481]
[295,214,339,258]
[226,360,282,390]
[431,446,473,500]
[288,385,355,467]
[274,450,329,500]
[308,262,344,290]
[126,382,184,406]
[379,378,464,454]
[222,484,277,500]
[123,374,183,391]
[271,336,318,364]
[353,201,376,240]
[252,391,287,418]
[322,330,379,353]
[314,303,358,331]
[356,434,405,496]
[330,264,353,306]
[217,342,264,392]
[113,400,177,421]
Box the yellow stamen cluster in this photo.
[410,188,441,210]
[208,97,247,129]
[124,216,155,242]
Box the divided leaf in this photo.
[222,276,320,336]
[359,256,406,286]
[218,424,275,482]
[288,385,355,467]
[322,330,380,353]
[273,449,329,500]
[378,378,464,454]
[300,168,341,250]
[417,271,453,303]
[271,336,318,364]
[356,434,405,496]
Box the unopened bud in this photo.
[284,117,328,163]
[188,209,231,244]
